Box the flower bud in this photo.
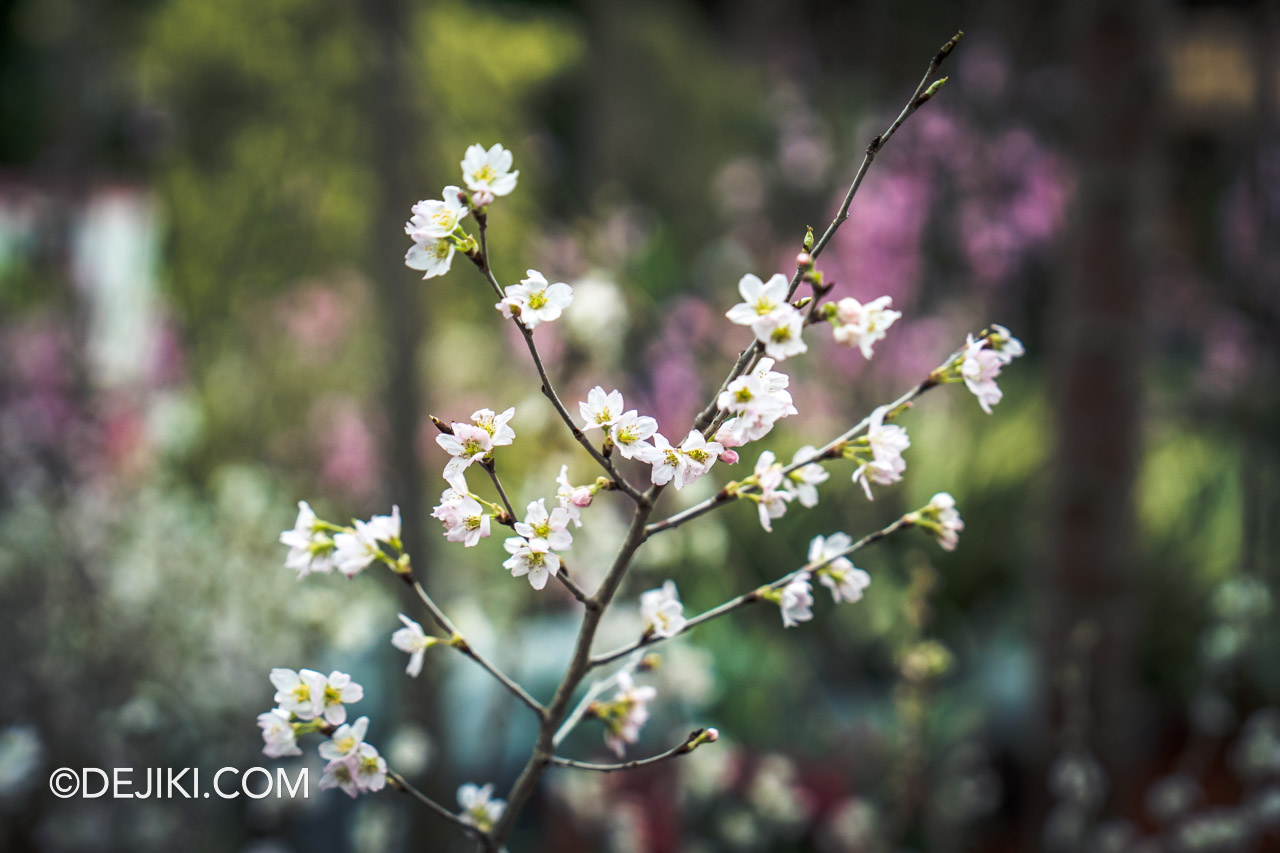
[795,251,813,269]
[718,449,740,465]
[571,487,594,508]
[471,189,495,208]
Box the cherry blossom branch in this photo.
[690,30,963,436]
[468,218,648,505]
[549,728,715,773]
[589,517,912,669]
[554,565,592,606]
[479,458,517,524]
[388,769,485,839]
[403,576,545,717]
[552,654,641,746]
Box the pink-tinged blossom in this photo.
[960,334,1006,414]
[609,410,659,462]
[515,498,574,552]
[851,407,909,500]
[471,407,516,446]
[579,386,625,431]
[726,273,790,326]
[436,422,494,479]
[320,757,361,798]
[351,743,388,792]
[752,305,808,361]
[809,533,871,604]
[431,476,491,547]
[778,573,815,628]
[257,709,301,758]
[316,671,364,725]
[602,672,658,757]
[752,450,794,532]
[461,143,519,198]
[783,446,829,508]
[503,537,560,590]
[555,465,593,527]
[319,716,370,761]
[830,295,902,359]
[497,270,573,329]
[640,581,686,639]
[914,492,964,551]
[405,186,468,241]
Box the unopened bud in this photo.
[471,189,495,208]
[802,226,815,252]
[638,653,662,672]
[795,251,813,269]
[430,416,454,434]
[718,449,740,465]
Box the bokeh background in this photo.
[1,0,1278,850]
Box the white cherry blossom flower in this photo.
[989,324,1025,363]
[809,533,871,604]
[461,144,518,198]
[830,295,902,359]
[503,536,560,590]
[280,500,335,578]
[458,783,507,831]
[257,709,301,758]
[778,573,814,628]
[960,334,1006,414]
[678,430,722,487]
[320,757,361,798]
[497,270,573,329]
[436,423,494,479]
[580,387,625,431]
[783,446,829,508]
[752,304,808,361]
[431,477,491,547]
[916,492,965,551]
[515,498,573,551]
[363,506,401,546]
[648,433,686,488]
[851,407,909,500]
[752,450,793,532]
[405,186,469,241]
[726,273,790,326]
[317,671,364,725]
[319,716,370,761]
[332,519,385,577]
[352,743,388,792]
[602,672,658,757]
[556,465,593,527]
[270,668,326,721]
[405,237,455,279]
[391,614,439,677]
[640,580,686,639]
[609,410,659,461]
[471,407,516,446]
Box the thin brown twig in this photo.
[549,729,714,773]
[388,769,488,839]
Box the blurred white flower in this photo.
[461,143,518,198]
[257,709,301,759]
[458,782,506,831]
[778,573,814,628]
[405,186,469,241]
[784,446,829,508]
[270,667,326,720]
[391,614,439,678]
[279,500,335,579]
[830,295,901,359]
[319,716,370,761]
[640,580,686,639]
[404,237,455,280]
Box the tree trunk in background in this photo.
[361,0,426,565]
[1043,0,1160,828]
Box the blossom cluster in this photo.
[280,501,404,579]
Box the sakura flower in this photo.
[352,743,388,793]
[391,614,440,677]
[503,536,560,590]
[514,498,573,551]
[726,272,790,326]
[752,304,808,361]
[717,373,771,416]
[458,783,507,832]
[270,668,326,721]
[497,270,573,329]
[363,506,401,546]
[750,357,796,398]
[783,446,829,508]
[471,407,516,446]
[960,334,1006,414]
[319,716,370,761]
[332,520,384,577]
[640,580,686,639]
[752,450,793,532]
[989,324,1025,363]
[405,186,468,241]
[316,671,364,725]
[909,492,965,551]
[257,709,302,758]
[678,430,722,486]
[279,500,335,578]
[850,407,909,500]
[809,533,872,604]
[461,143,519,198]
[778,573,815,628]
[600,672,658,757]
[320,757,361,798]
[648,433,687,488]
[431,477,491,547]
[830,295,902,359]
[555,465,593,527]
[405,237,455,280]
[436,423,494,479]
[579,386,625,431]
[609,410,659,461]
